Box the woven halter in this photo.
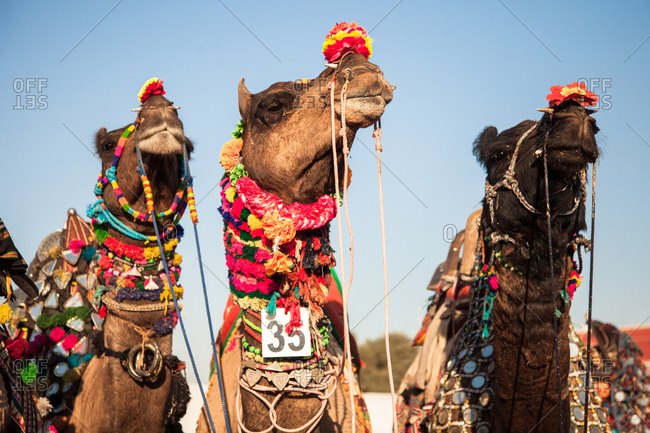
[484,122,584,225]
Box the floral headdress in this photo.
[138,77,166,104]
[546,81,598,108]
[322,22,373,63]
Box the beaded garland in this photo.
[91,125,188,224]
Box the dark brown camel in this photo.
[476,100,598,433]
[398,94,613,433]
[196,51,393,433]
[7,84,192,433]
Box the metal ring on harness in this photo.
[126,341,163,382]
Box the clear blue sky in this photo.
[1,1,649,386]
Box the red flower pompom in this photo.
[546,82,598,108]
[61,335,78,351]
[323,22,373,63]
[98,255,112,269]
[50,327,65,342]
[138,77,166,104]
[6,337,28,359]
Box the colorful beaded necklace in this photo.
[93,124,197,224]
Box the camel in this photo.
[196,23,393,433]
[589,320,650,431]
[4,78,192,432]
[397,84,613,433]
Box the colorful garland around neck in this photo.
[219,121,337,332]
[91,223,183,333]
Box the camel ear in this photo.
[95,127,108,154]
[473,126,498,168]
[238,78,252,118]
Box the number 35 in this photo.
[266,320,306,353]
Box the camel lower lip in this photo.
[137,131,184,154]
[344,95,386,110]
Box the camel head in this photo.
[474,85,599,247]
[93,80,193,236]
[237,51,393,204]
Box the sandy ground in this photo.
[180,383,394,432]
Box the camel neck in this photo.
[489,253,575,433]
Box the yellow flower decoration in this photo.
[225,187,236,203]
[0,303,13,324]
[247,214,263,231]
[160,285,184,303]
[172,254,183,265]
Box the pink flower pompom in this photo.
[488,275,499,291]
[49,327,65,342]
[68,240,86,254]
[61,335,78,351]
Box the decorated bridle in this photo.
[483,102,593,228]
[87,78,198,242]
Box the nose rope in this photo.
[373,121,399,433]
[583,161,597,433]
[329,70,359,433]
[339,71,358,433]
[542,133,565,432]
[134,130,220,433]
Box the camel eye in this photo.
[492,150,507,161]
[267,102,283,113]
[102,141,116,152]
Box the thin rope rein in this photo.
[338,70,358,433]
[182,139,232,433]
[373,121,399,432]
[329,72,357,433]
[583,161,597,433]
[134,132,219,433]
[542,133,565,431]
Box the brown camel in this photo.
[6,80,192,432]
[196,47,393,432]
[398,87,613,433]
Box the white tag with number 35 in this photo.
[261,308,312,358]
